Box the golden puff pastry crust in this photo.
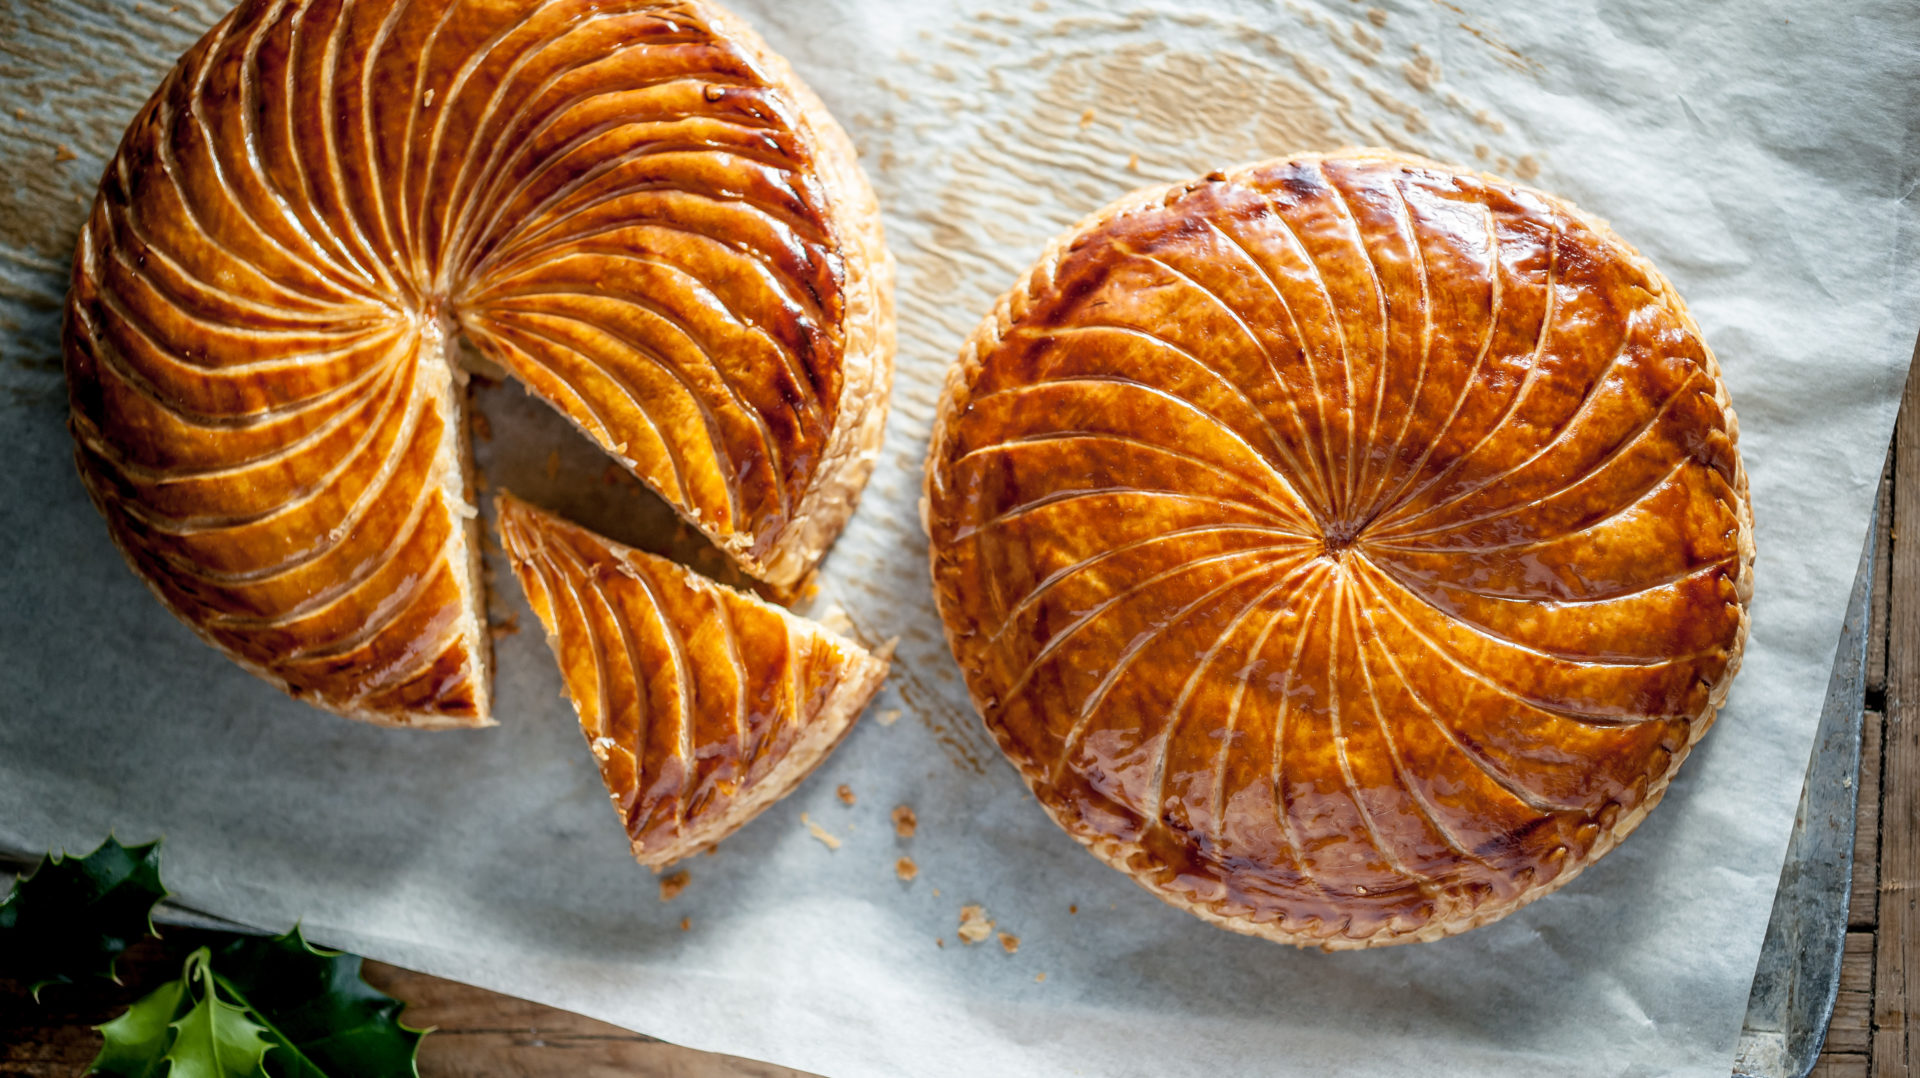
[497,492,889,867]
[62,0,892,727]
[925,149,1753,948]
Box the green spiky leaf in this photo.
[90,972,187,1078]
[0,836,167,998]
[84,929,425,1078]
[214,928,425,1078]
[91,949,272,1078]
[163,951,274,1078]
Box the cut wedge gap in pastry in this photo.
[497,491,890,867]
[64,0,893,728]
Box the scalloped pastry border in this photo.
[703,0,897,592]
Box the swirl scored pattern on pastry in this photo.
[62,0,892,727]
[925,150,1753,948]
[497,492,889,866]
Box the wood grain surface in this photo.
[6,374,1919,1075]
[1868,364,1920,1078]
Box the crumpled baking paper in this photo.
[2,0,1916,1075]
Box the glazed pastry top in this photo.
[64,0,889,723]
[926,152,1752,946]
[498,492,888,865]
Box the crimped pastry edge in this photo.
[494,490,889,868]
[922,147,1755,949]
[693,0,896,593]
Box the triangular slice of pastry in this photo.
[496,492,888,866]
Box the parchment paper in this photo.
[3,1,1917,1075]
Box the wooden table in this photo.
[8,371,1920,1077]
[1824,360,1920,1078]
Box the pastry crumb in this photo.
[658,870,690,902]
[1127,152,1140,172]
[801,812,841,850]
[837,784,856,806]
[489,612,520,639]
[932,887,941,898]
[892,804,918,838]
[54,144,76,163]
[998,932,1019,954]
[470,410,492,441]
[1079,107,1095,127]
[958,905,994,945]
[895,856,918,881]
[877,708,902,726]
[1036,972,1047,983]
[679,916,691,932]
[1068,904,1077,915]
[936,937,945,948]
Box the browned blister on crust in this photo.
[62,0,893,727]
[496,492,888,867]
[924,150,1753,948]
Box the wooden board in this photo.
[1868,363,1920,1078]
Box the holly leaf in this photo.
[0,836,167,998]
[214,928,424,1078]
[163,951,273,1078]
[90,972,187,1078]
[90,948,272,1078]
